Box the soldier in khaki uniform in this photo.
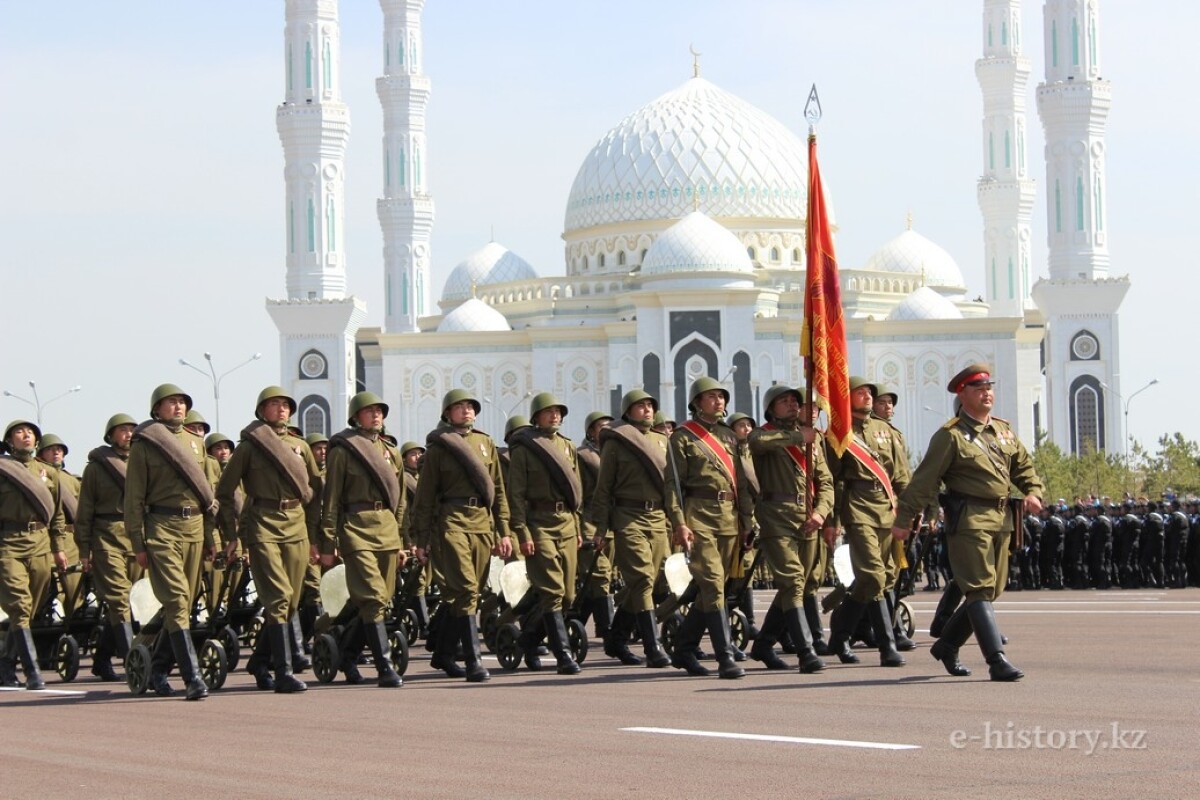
[216,387,321,693]
[871,384,916,652]
[507,392,584,675]
[75,414,141,681]
[296,432,328,653]
[664,377,753,680]
[824,376,912,668]
[575,410,618,647]
[125,384,221,701]
[413,389,514,683]
[399,441,434,640]
[587,389,672,667]
[318,391,406,688]
[35,435,84,635]
[0,420,69,689]
[893,365,1044,681]
[747,385,834,674]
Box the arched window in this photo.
[1094,176,1104,231]
[304,41,313,89]
[1069,377,1104,455]
[1076,175,1085,231]
[618,251,626,266]
[323,39,332,91]
[747,247,756,261]
[598,253,606,268]
[1071,17,1080,67]
[326,197,336,251]
[770,247,780,262]
[299,394,331,438]
[1051,20,1058,67]
[792,248,802,264]
[398,148,406,187]
[306,199,316,252]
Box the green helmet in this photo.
[874,384,899,405]
[150,383,192,417]
[348,391,389,426]
[584,410,614,432]
[183,409,210,434]
[763,385,802,420]
[103,413,138,444]
[620,389,658,419]
[204,432,235,452]
[727,412,755,431]
[530,392,568,421]
[687,376,730,413]
[849,376,877,397]
[504,415,531,441]
[400,441,425,457]
[305,432,328,447]
[255,385,297,420]
[440,388,481,420]
[3,419,41,445]
[36,433,68,457]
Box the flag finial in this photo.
[689,44,702,78]
[804,84,822,132]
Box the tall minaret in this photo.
[377,0,435,332]
[1031,0,1128,455]
[976,0,1036,317]
[268,0,366,437]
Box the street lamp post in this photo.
[2,381,82,427]
[178,352,262,433]
[1122,379,1159,465]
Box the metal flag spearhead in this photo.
[805,84,822,129]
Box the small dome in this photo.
[887,286,964,321]
[442,242,538,302]
[641,211,755,278]
[864,228,965,290]
[437,298,511,333]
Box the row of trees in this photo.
[1032,433,1200,505]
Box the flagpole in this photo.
[802,84,822,522]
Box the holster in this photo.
[938,493,966,538]
[1008,498,1024,552]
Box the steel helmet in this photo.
[687,377,729,413]
[103,413,138,444]
[440,388,481,420]
[150,383,193,417]
[255,385,297,420]
[348,391,389,426]
[36,433,68,457]
[529,392,568,420]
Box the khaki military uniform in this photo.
[216,425,321,625]
[576,439,613,602]
[896,413,1044,604]
[46,464,84,611]
[0,455,67,627]
[412,424,511,617]
[749,424,835,611]
[124,423,219,634]
[299,464,325,609]
[663,418,754,612]
[75,447,142,624]
[508,429,581,616]
[319,430,405,623]
[873,415,909,594]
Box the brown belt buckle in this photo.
[715,490,728,502]
[643,500,656,511]
[181,506,193,518]
[466,497,480,508]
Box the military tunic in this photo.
[895,412,1044,605]
[75,447,142,624]
[0,454,67,627]
[576,439,613,599]
[412,424,511,617]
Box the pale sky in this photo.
[0,1,1194,459]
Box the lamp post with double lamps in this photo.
[178,352,262,433]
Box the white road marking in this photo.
[622,726,920,750]
[0,687,87,695]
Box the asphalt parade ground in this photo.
[2,588,1197,799]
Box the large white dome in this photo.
[642,211,755,277]
[886,286,964,321]
[564,77,809,234]
[864,228,965,290]
[437,298,510,333]
[442,242,537,303]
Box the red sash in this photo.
[761,422,810,475]
[845,436,895,504]
[678,421,737,495]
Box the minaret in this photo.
[976,0,1036,316]
[267,0,366,437]
[1031,0,1128,455]
[377,0,435,332]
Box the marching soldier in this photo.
[586,389,672,667]
[652,411,675,436]
[893,365,1044,681]
[296,432,329,652]
[399,441,433,639]
[412,389,514,683]
[1087,502,1113,589]
[125,384,221,701]
[576,411,619,647]
[0,420,69,689]
[317,391,407,688]
[824,376,911,668]
[1139,502,1165,588]
[747,385,833,674]
[36,435,84,628]
[507,393,585,675]
[726,411,761,648]
[1040,504,1066,590]
[663,376,753,680]
[215,387,321,693]
[74,414,141,682]
[1164,500,1189,588]
[870,384,917,651]
[204,433,234,466]
[183,410,210,439]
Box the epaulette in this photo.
[991,416,1010,425]
[940,417,960,431]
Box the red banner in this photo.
[801,133,852,457]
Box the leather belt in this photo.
[442,496,483,508]
[615,497,662,511]
[147,504,199,518]
[686,489,733,502]
[94,513,125,522]
[344,501,388,513]
[253,498,303,511]
[529,500,571,513]
[760,492,806,505]
[951,492,1009,511]
[845,479,885,493]
[0,520,47,533]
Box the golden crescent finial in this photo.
[689,44,702,78]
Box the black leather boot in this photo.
[604,605,644,665]
[589,594,613,640]
[929,582,963,638]
[827,597,866,664]
[966,601,1023,682]
[299,603,319,654]
[409,595,430,641]
[929,605,973,677]
[289,613,312,672]
[365,620,402,688]
[670,605,710,676]
[740,585,759,640]
[149,631,175,696]
[887,590,915,651]
[341,619,366,684]
[91,623,119,681]
[431,613,466,678]
[749,600,789,670]
[868,598,906,667]
[546,611,581,675]
[14,627,45,690]
[706,611,745,679]
[269,622,308,693]
[517,610,545,671]
[114,621,135,660]
[782,605,825,673]
[169,630,208,701]
[803,594,828,656]
[424,603,448,653]
[246,627,275,690]
[0,633,19,687]
[460,615,490,683]
[635,610,671,668]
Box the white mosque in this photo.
[267,0,1127,458]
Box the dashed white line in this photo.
[622,726,920,750]
[0,687,87,695]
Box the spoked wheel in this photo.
[126,643,151,696]
[400,608,421,647]
[218,625,241,673]
[660,611,683,657]
[312,633,340,684]
[566,618,589,665]
[54,634,80,683]
[85,625,103,656]
[896,599,915,639]
[198,640,227,691]
[389,628,409,677]
[243,616,263,648]
[495,623,521,671]
[728,609,750,651]
[481,609,501,654]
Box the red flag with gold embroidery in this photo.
[801,133,852,457]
